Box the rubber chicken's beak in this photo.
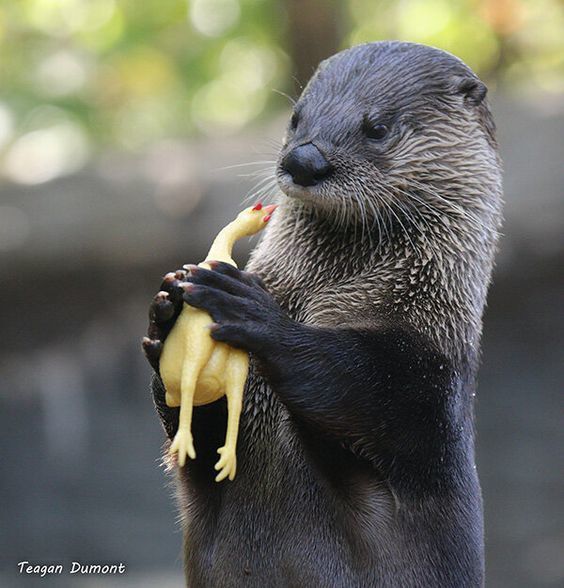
[262,204,277,222]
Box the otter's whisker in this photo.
[271,88,297,106]
[385,199,418,253]
[216,160,277,172]
[364,191,384,249]
[238,168,277,181]
[392,198,435,254]
[406,178,488,233]
[355,187,375,250]
[380,185,436,253]
[244,174,278,205]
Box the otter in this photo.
[143,41,502,587]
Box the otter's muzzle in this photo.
[281,143,332,187]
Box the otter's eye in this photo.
[290,111,299,130]
[363,121,388,141]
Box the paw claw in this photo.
[142,337,163,370]
[150,291,175,323]
[183,264,199,274]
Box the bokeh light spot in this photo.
[4,122,89,184]
[190,0,240,37]
[220,38,278,91]
[35,50,88,96]
[192,79,266,135]
[0,103,15,149]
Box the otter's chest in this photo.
[273,276,387,329]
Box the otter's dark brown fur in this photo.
[144,41,503,587]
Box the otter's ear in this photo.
[455,77,487,106]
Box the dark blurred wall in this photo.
[0,96,562,587]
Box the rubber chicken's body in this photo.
[159,204,275,481]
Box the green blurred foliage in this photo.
[348,0,564,92]
[0,0,288,150]
[0,0,562,183]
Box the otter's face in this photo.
[276,42,500,230]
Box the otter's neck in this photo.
[249,200,381,283]
[248,195,499,369]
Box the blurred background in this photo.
[0,1,562,586]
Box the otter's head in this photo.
[276,42,502,239]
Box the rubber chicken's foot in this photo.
[215,445,237,482]
[169,428,196,467]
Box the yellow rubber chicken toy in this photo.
[159,203,276,481]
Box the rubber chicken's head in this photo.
[235,203,277,236]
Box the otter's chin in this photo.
[276,173,325,205]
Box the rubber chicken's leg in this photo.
[214,349,248,482]
[169,310,216,466]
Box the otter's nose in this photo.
[281,143,332,187]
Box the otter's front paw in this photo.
[182,261,291,356]
[142,269,189,371]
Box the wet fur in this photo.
[148,42,502,587]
